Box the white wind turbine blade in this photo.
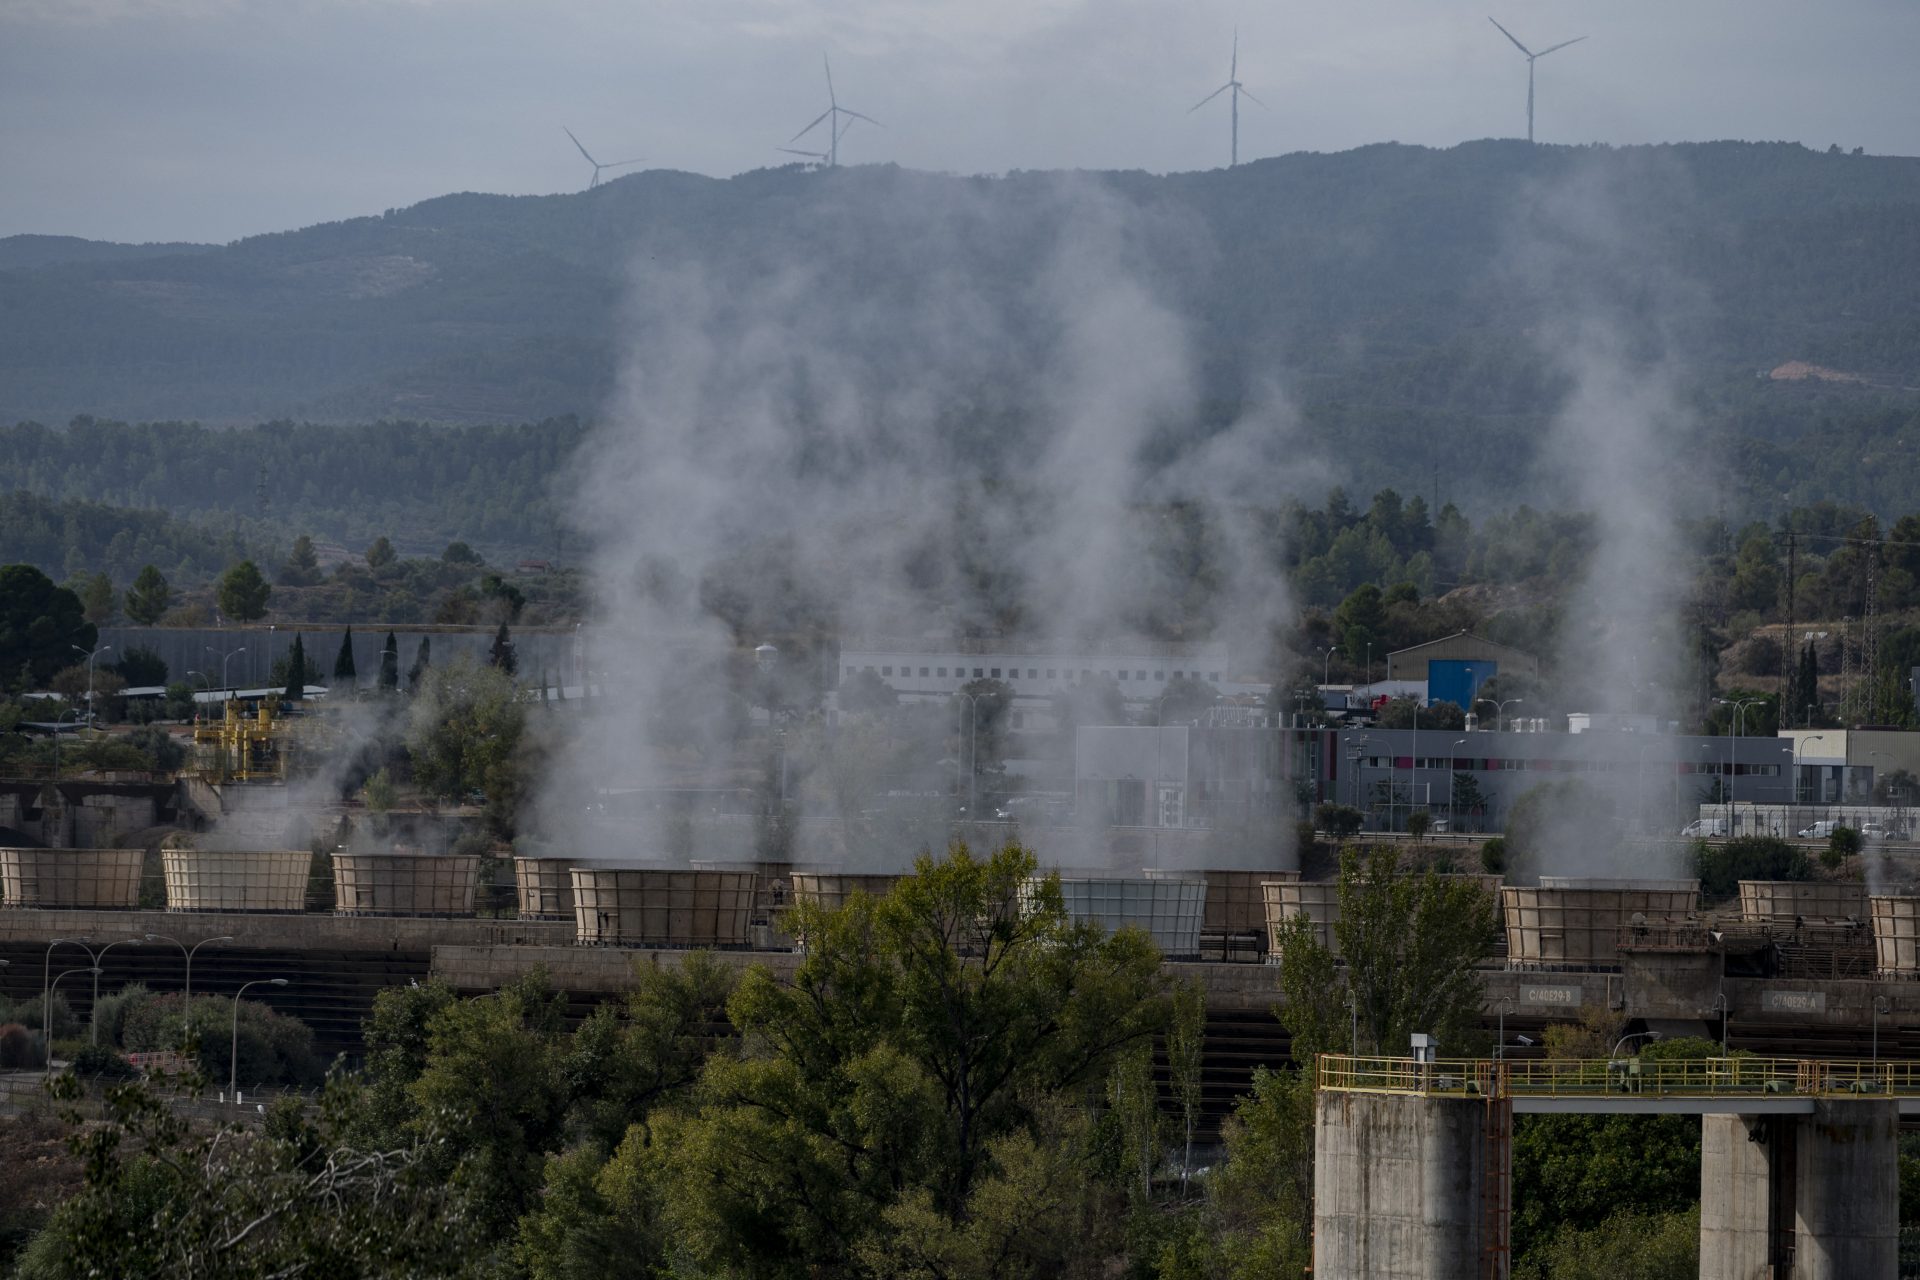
[1487,17,1533,57]
[790,108,833,143]
[562,127,598,166]
[603,157,646,170]
[1534,35,1587,58]
[840,108,882,128]
[824,53,837,108]
[1238,85,1268,109]
[1189,82,1233,112]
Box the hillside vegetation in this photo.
[1,140,1917,516]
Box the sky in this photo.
[1,0,1915,244]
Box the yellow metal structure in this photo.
[191,701,289,782]
[1318,1053,1920,1100]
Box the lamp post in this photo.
[1609,1029,1661,1060]
[1321,645,1341,687]
[1715,696,1764,833]
[1449,737,1468,832]
[954,692,979,818]
[145,933,233,1044]
[51,706,81,780]
[58,938,143,1045]
[753,644,788,806]
[1795,733,1825,807]
[1477,697,1524,733]
[1874,995,1891,1063]
[1495,996,1513,1061]
[41,939,88,1053]
[205,644,247,697]
[45,966,100,1078]
[71,643,111,727]
[230,977,289,1104]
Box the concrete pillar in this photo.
[1794,1099,1898,1279]
[1699,1114,1775,1280]
[1313,1090,1494,1280]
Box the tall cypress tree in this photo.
[406,635,431,691]
[378,631,400,692]
[283,635,308,703]
[489,622,517,677]
[333,627,357,687]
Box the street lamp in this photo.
[57,938,143,1045]
[1477,697,1524,733]
[205,644,247,696]
[1874,995,1892,1063]
[1609,1029,1661,1060]
[145,933,233,1045]
[45,966,100,1078]
[954,691,979,818]
[1794,733,1825,807]
[1449,737,1468,832]
[1495,996,1512,1060]
[71,643,111,727]
[1321,645,1341,687]
[41,939,89,1052]
[1715,696,1764,833]
[51,706,81,780]
[230,978,290,1104]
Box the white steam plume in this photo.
[537,173,1303,872]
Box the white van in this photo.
[1798,820,1838,839]
[1680,818,1728,838]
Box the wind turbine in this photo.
[562,127,645,189]
[1487,17,1585,144]
[788,55,880,168]
[1189,29,1264,168]
[778,115,855,168]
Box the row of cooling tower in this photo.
[5,846,1920,972]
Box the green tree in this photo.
[279,533,321,586]
[76,572,115,625]
[489,622,518,676]
[407,634,431,690]
[215,559,271,622]
[281,634,309,702]
[379,630,400,692]
[1334,583,1386,672]
[406,656,529,834]
[0,565,96,686]
[122,564,173,626]
[19,1072,472,1278]
[333,627,356,685]
[1209,1065,1317,1277]
[1274,845,1497,1058]
[443,540,483,565]
[655,843,1166,1274]
[112,646,167,686]
[366,535,397,570]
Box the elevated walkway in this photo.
[1314,1054,1901,1279]
[1319,1053,1920,1114]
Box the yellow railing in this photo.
[1318,1055,1920,1099]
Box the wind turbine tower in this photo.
[788,55,880,168]
[563,128,645,189]
[1487,17,1585,144]
[1189,30,1264,168]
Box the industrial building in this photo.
[1382,631,1539,712]
[1778,727,1920,804]
[1072,724,1300,830]
[1320,725,1795,832]
[836,637,1270,708]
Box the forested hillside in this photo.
[3,141,1918,521]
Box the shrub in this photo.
[1829,827,1864,862]
[1407,811,1432,839]
[67,1043,138,1080]
[0,1023,40,1069]
[1480,837,1507,874]
[121,992,321,1088]
[1693,836,1811,899]
[1314,804,1364,839]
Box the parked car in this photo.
[1798,820,1839,839]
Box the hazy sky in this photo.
[2,0,1914,244]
